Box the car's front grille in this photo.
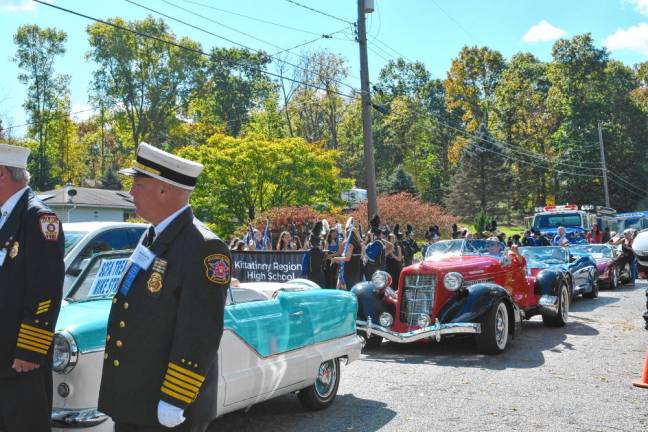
[400,274,436,327]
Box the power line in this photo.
[128,0,358,92]
[128,0,355,92]
[430,0,474,41]
[176,0,325,37]
[3,108,96,132]
[284,0,354,25]
[34,0,356,100]
[607,169,645,196]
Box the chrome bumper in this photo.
[356,318,481,343]
[52,408,108,428]
[538,295,559,315]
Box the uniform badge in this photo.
[204,254,231,284]
[9,241,19,259]
[147,272,163,293]
[152,258,168,275]
[39,214,60,241]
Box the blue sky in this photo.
[2,0,648,136]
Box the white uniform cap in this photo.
[0,144,31,169]
[119,142,203,190]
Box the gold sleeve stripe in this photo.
[36,306,50,315]
[17,337,49,351]
[162,381,196,399]
[16,342,48,355]
[20,324,54,337]
[19,328,53,344]
[166,369,203,388]
[164,374,200,393]
[168,362,205,382]
[19,332,52,347]
[161,386,193,404]
[38,300,51,307]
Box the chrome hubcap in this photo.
[314,360,337,398]
[495,303,508,349]
[561,287,569,321]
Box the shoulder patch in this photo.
[204,253,231,284]
[39,214,60,241]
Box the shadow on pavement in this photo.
[570,295,619,312]
[207,393,396,432]
[361,318,598,370]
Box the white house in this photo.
[38,187,137,223]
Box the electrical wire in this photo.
[284,0,354,25]
[177,0,325,36]
[3,108,96,132]
[127,0,358,93]
[33,0,356,99]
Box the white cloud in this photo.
[0,0,53,12]
[606,22,648,55]
[522,20,567,43]
[0,0,35,12]
[630,0,648,16]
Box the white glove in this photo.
[157,400,185,428]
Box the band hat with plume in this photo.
[0,144,30,169]
[369,214,381,235]
[119,142,204,191]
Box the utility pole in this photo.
[357,0,378,222]
[598,121,610,207]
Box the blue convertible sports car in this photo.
[519,246,599,299]
[51,251,362,431]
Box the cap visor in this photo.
[118,168,137,176]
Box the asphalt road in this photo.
[208,280,648,432]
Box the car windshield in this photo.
[533,213,582,229]
[424,239,506,259]
[64,231,88,256]
[67,255,130,302]
[570,245,613,259]
[520,246,569,266]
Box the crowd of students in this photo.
[228,217,645,291]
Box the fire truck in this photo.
[530,204,618,244]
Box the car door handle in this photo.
[290,310,304,317]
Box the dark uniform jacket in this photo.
[98,207,230,425]
[0,189,64,377]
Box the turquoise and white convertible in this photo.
[51,251,362,431]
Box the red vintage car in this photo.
[352,239,571,354]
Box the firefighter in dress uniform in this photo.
[97,143,231,432]
[0,144,65,432]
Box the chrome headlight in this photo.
[379,312,394,328]
[371,271,391,290]
[443,272,464,291]
[52,331,78,374]
[417,314,430,328]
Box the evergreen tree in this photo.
[444,125,512,220]
[379,166,418,195]
[102,165,122,190]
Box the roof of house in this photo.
[38,187,135,210]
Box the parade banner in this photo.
[232,251,303,282]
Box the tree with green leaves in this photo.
[192,47,273,137]
[176,134,352,237]
[13,24,68,190]
[444,125,512,220]
[87,17,203,149]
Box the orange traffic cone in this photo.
[633,347,648,389]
